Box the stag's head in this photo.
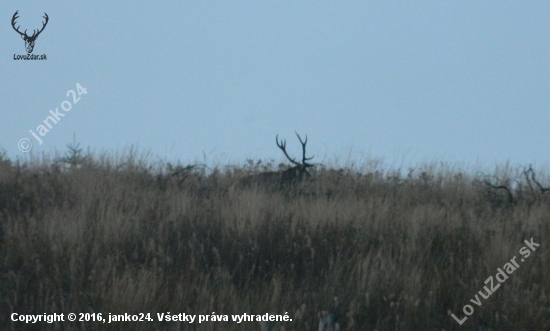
[232,133,315,191]
[12,11,49,54]
[276,132,315,182]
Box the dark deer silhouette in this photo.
[274,132,315,181]
[237,133,315,190]
[12,11,49,54]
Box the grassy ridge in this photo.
[0,151,549,330]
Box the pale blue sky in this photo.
[1,2,549,170]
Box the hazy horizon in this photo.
[2,2,549,170]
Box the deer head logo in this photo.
[12,11,49,54]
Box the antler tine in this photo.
[11,11,19,26]
[32,12,49,38]
[295,131,307,145]
[276,134,301,166]
[11,11,25,37]
[295,132,314,166]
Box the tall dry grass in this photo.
[0,149,549,330]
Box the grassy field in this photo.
[0,148,549,330]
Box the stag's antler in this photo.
[27,12,49,39]
[34,13,49,38]
[11,11,25,38]
[295,132,314,167]
[276,135,302,166]
[11,10,50,42]
[275,132,314,168]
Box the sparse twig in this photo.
[524,165,550,194]
[484,176,515,204]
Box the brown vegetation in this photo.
[0,149,549,330]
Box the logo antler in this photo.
[12,11,49,54]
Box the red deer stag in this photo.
[239,132,315,188]
[274,132,315,182]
